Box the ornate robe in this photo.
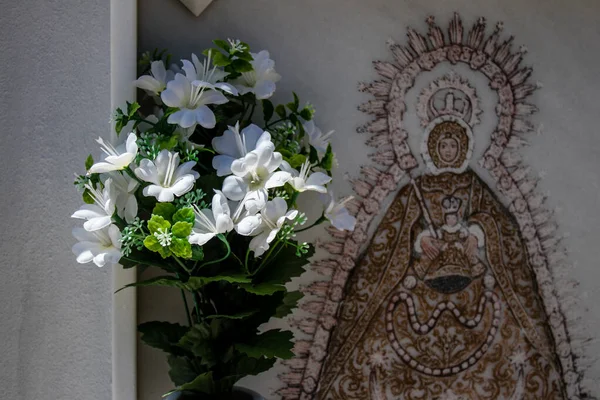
[317,170,565,399]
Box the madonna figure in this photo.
[317,115,566,399]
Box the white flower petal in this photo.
[212,155,236,176]
[71,204,106,220]
[235,215,263,236]
[264,171,291,189]
[169,175,196,198]
[83,216,113,232]
[200,89,228,105]
[222,176,248,201]
[253,79,276,100]
[214,82,238,95]
[243,190,268,215]
[249,231,271,257]
[177,109,199,129]
[189,232,216,246]
[88,162,119,174]
[194,105,216,129]
[123,195,138,223]
[135,159,159,185]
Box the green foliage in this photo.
[236,329,294,359]
[120,39,337,398]
[262,99,274,123]
[168,355,201,386]
[138,321,189,354]
[144,214,193,259]
[114,101,141,134]
[275,291,303,318]
[173,207,195,224]
[153,203,177,221]
[178,372,215,393]
[85,154,94,170]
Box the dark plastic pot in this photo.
[164,387,264,400]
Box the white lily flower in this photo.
[280,160,332,193]
[236,197,298,257]
[303,120,334,155]
[323,193,356,231]
[134,150,200,202]
[181,52,238,95]
[106,172,139,223]
[232,50,281,100]
[161,73,228,129]
[133,60,173,96]
[72,179,116,231]
[189,191,234,246]
[88,132,138,174]
[221,141,290,213]
[212,122,271,176]
[72,224,122,267]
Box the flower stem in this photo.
[244,248,252,275]
[196,234,231,270]
[180,289,192,326]
[264,117,287,129]
[124,166,144,185]
[251,238,282,276]
[173,256,192,274]
[295,214,327,233]
[175,272,193,326]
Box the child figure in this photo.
[415,196,486,286]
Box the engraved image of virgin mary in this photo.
[317,115,567,400]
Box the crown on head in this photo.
[417,73,482,128]
[442,196,461,214]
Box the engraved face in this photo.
[438,136,459,163]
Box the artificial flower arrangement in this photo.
[71,39,355,399]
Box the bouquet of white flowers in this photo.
[70,39,355,399]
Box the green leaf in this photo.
[239,282,285,296]
[178,324,217,367]
[215,356,276,391]
[152,203,177,222]
[254,242,314,286]
[275,104,287,119]
[205,310,257,320]
[191,246,204,261]
[211,51,230,67]
[172,221,193,238]
[82,189,95,204]
[262,99,274,122]
[147,214,171,234]
[288,154,307,169]
[299,107,314,121]
[275,291,304,318]
[230,59,253,72]
[178,372,215,393]
[157,135,179,150]
[127,101,141,117]
[320,143,334,171]
[286,92,300,112]
[143,235,163,253]
[138,321,189,353]
[170,237,192,259]
[183,275,251,291]
[167,355,200,387]
[309,145,319,164]
[213,39,231,52]
[173,207,195,224]
[117,275,182,292]
[158,246,172,259]
[85,154,94,170]
[236,329,294,359]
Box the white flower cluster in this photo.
[71,48,355,267]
